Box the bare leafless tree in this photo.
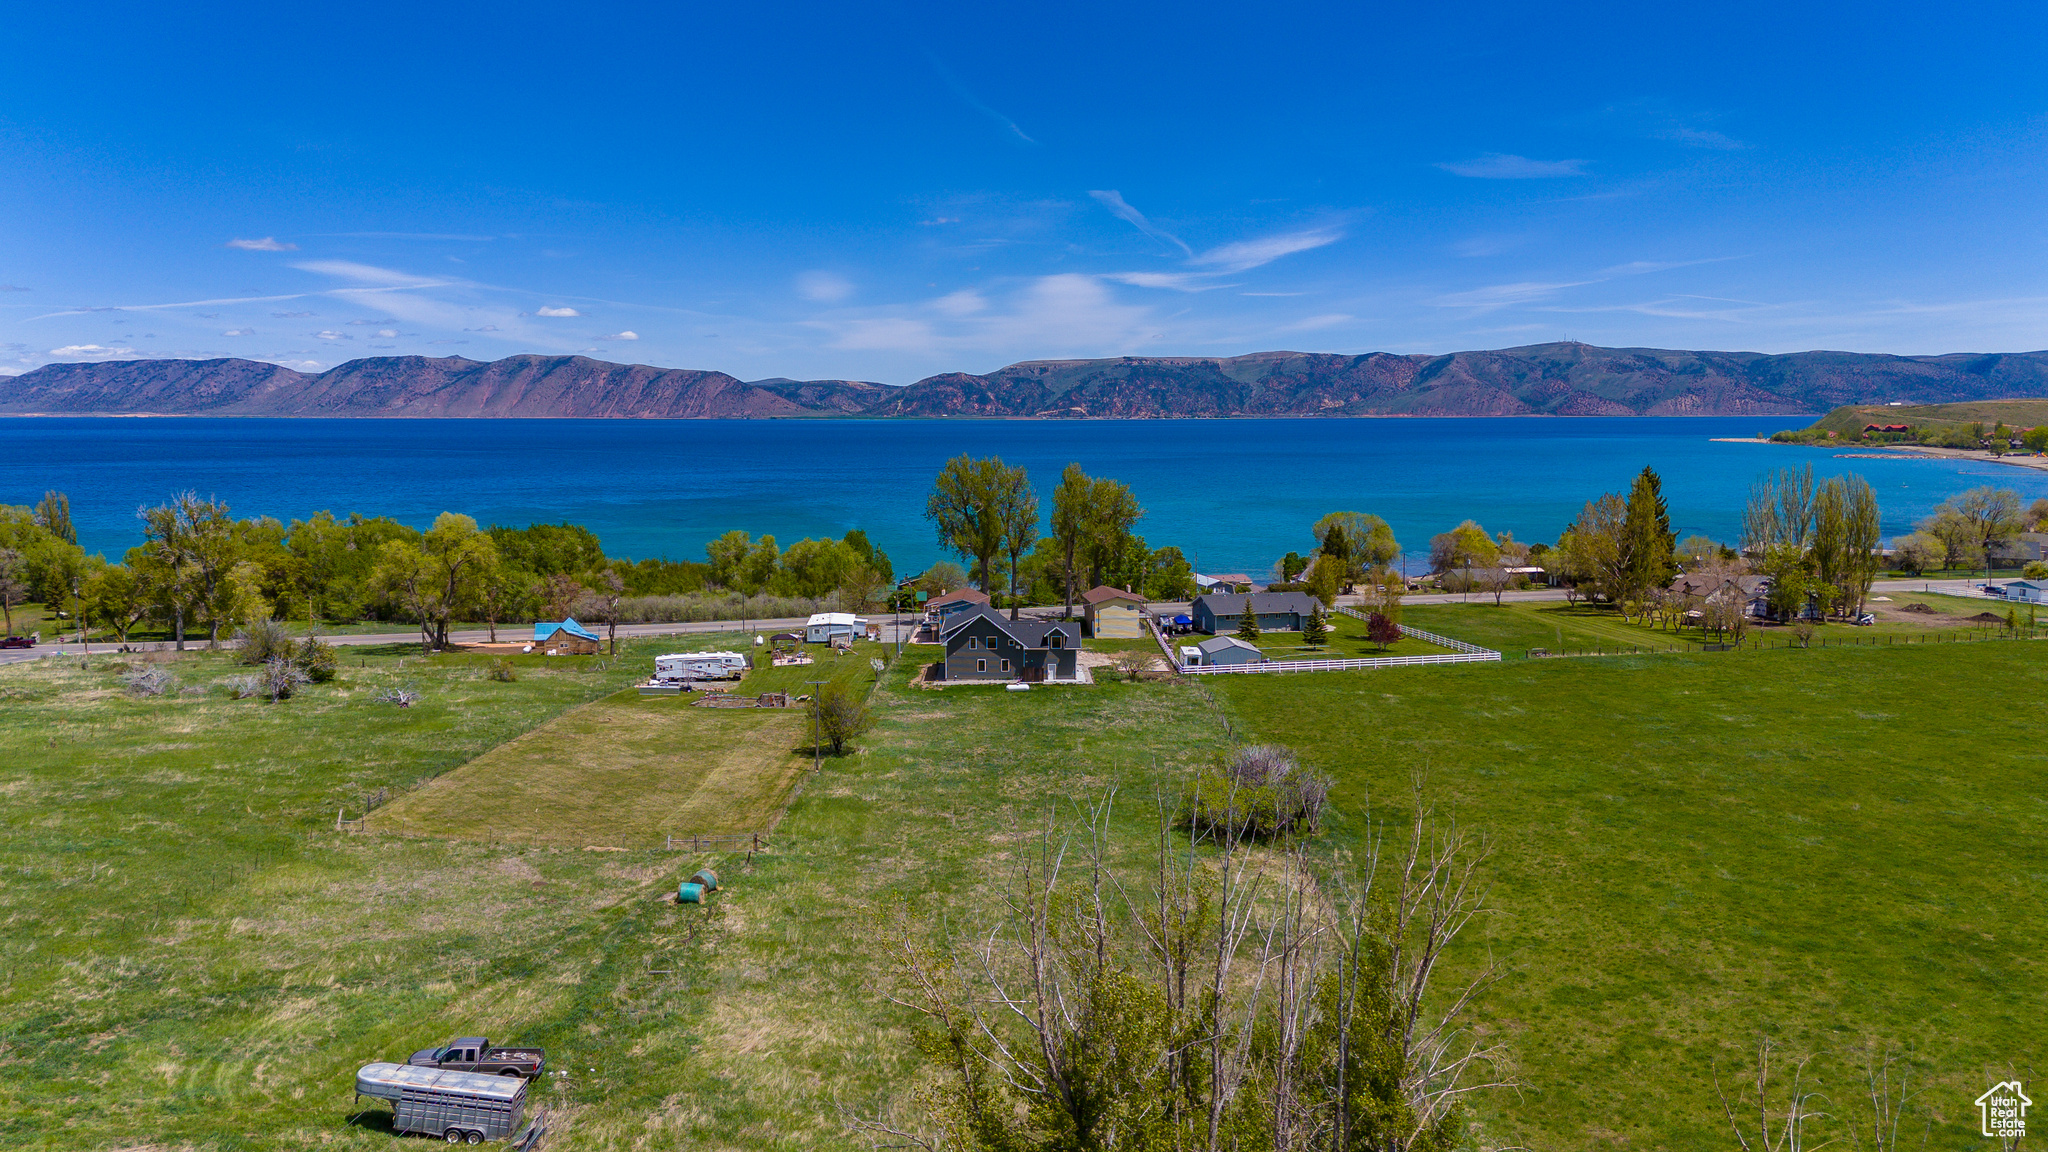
[1716,1037,1830,1152]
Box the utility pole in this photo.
[804,679,828,773]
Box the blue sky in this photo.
[3,1,2046,383]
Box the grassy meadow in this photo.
[1,621,2042,1150]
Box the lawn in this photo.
[1207,642,2048,1150]
[4,625,2043,1150]
[376,638,892,848]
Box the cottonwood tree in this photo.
[928,455,1033,597]
[82,563,150,645]
[1361,563,1406,624]
[33,491,75,546]
[137,492,237,649]
[1430,520,1497,597]
[0,548,25,634]
[999,473,1040,620]
[1811,475,1882,617]
[1948,486,2023,575]
[1314,512,1400,589]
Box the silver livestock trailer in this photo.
[356,1061,528,1144]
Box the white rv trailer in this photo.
[805,612,868,643]
[653,651,749,683]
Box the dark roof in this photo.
[930,588,989,607]
[940,604,1080,649]
[1193,591,1319,617]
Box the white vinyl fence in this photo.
[1159,607,1502,676]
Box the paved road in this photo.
[0,579,2006,669]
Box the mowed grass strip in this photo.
[376,638,892,847]
[1207,641,2048,1150]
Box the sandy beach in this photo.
[1713,437,2048,472]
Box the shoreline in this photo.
[1714,437,2048,472]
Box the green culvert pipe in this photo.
[690,869,719,891]
[677,882,706,905]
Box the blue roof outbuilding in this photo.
[535,618,601,642]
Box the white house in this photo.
[2002,579,2048,604]
[805,612,867,643]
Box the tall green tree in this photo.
[1621,466,1677,602]
[927,455,1032,596]
[999,472,1040,620]
[33,491,75,546]
[137,492,238,649]
[1314,511,1399,587]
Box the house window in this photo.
[968,636,979,649]
[976,659,986,672]
[1049,635,1062,648]
[1000,659,1010,672]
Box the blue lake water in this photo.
[6,416,2046,577]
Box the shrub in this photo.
[1109,650,1155,681]
[235,618,294,666]
[260,657,311,701]
[487,657,518,682]
[223,674,263,700]
[122,667,175,697]
[374,685,422,708]
[2025,561,2048,580]
[1181,743,1330,841]
[296,636,339,682]
[809,681,874,755]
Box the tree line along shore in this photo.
[5,453,2046,652]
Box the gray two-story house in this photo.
[1191,591,1319,634]
[940,605,1082,682]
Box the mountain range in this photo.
[5,343,2047,419]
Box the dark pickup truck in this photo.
[407,1037,547,1078]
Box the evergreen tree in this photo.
[1234,597,1260,641]
[1622,466,1676,601]
[1302,603,1328,646]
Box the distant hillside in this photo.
[7,343,2048,418]
[1804,399,2048,436]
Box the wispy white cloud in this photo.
[1279,313,1355,332]
[291,260,443,288]
[1429,281,1597,310]
[271,310,316,318]
[0,284,30,292]
[376,329,399,338]
[1657,126,1743,150]
[226,236,298,251]
[1103,272,1230,292]
[222,328,254,336]
[1598,256,1744,276]
[1437,154,1587,179]
[48,344,136,357]
[816,274,1157,358]
[313,330,348,340]
[534,305,581,317]
[1089,190,1193,256]
[1189,229,1343,274]
[796,272,854,303]
[597,330,639,341]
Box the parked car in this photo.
[1855,613,1876,626]
[408,1037,547,1078]
[0,636,32,649]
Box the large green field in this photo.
[1,631,2041,1149]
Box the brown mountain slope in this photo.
[4,343,2047,417]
